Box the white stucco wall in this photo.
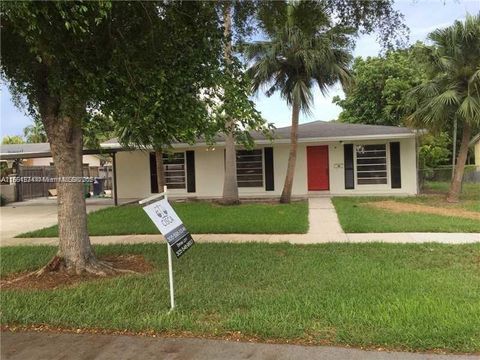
[115,150,151,199]
[114,136,418,200]
[327,137,417,196]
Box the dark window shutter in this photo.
[344,144,354,189]
[264,147,274,191]
[390,142,401,188]
[186,150,196,193]
[149,153,158,193]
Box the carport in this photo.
[0,143,120,206]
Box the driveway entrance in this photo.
[0,198,112,239]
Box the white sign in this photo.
[143,198,182,235]
[143,198,194,258]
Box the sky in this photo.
[1,0,479,137]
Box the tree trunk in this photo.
[222,121,239,204]
[446,122,471,203]
[220,1,239,205]
[155,149,166,191]
[43,111,106,274]
[29,64,124,276]
[280,101,300,204]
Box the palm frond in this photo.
[243,2,353,112]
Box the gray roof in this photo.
[252,120,414,140]
[102,120,415,148]
[0,142,51,155]
[0,142,108,160]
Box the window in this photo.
[163,152,186,189]
[355,144,387,185]
[236,149,263,187]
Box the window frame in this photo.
[354,143,390,186]
[236,149,264,188]
[163,152,186,190]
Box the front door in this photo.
[307,146,329,191]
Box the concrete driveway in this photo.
[0,198,112,239]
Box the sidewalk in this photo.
[1,198,478,246]
[2,331,477,360]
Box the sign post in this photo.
[139,186,194,311]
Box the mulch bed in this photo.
[0,255,153,291]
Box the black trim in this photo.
[344,144,354,189]
[390,142,401,188]
[149,153,159,193]
[186,150,196,193]
[264,147,274,191]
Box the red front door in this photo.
[307,146,329,191]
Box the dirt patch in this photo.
[0,255,153,291]
[365,200,480,221]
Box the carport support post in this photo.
[14,159,22,202]
[165,185,175,311]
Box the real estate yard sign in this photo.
[142,198,194,258]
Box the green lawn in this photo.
[18,201,309,238]
[332,182,480,233]
[2,243,479,352]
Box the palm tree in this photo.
[407,14,480,203]
[23,120,47,143]
[244,2,353,203]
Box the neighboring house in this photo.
[0,143,102,167]
[101,120,418,201]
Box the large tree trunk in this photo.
[26,66,127,276]
[155,149,166,191]
[446,122,471,203]
[39,101,119,275]
[47,114,96,273]
[280,101,300,204]
[40,112,128,276]
[220,1,239,205]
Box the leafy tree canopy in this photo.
[21,115,113,148]
[419,132,452,169]
[333,46,426,126]
[255,0,407,49]
[1,135,24,145]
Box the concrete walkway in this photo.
[2,332,477,360]
[1,198,478,246]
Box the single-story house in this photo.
[101,120,419,201]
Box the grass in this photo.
[423,181,480,199]
[2,243,480,353]
[18,201,309,238]
[332,182,480,233]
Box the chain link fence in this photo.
[418,164,480,193]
